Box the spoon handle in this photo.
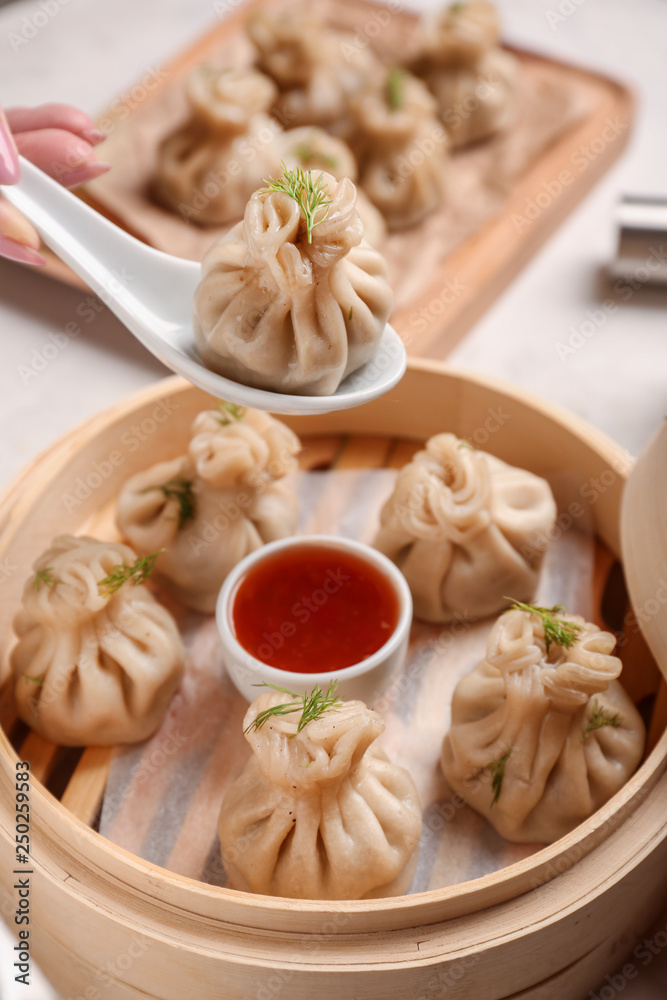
[1,156,199,328]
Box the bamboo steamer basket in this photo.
[0,359,665,1000]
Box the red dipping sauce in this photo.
[231,543,400,673]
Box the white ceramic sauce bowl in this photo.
[216,534,412,704]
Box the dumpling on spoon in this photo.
[193,166,393,395]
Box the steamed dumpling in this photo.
[193,170,393,395]
[350,69,449,229]
[374,433,557,622]
[247,5,381,134]
[417,1,501,65]
[278,126,358,182]
[116,406,300,612]
[352,189,389,248]
[153,65,283,225]
[441,606,646,842]
[11,536,185,747]
[411,1,519,148]
[422,47,518,148]
[218,689,422,899]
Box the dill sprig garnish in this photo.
[217,401,246,425]
[21,673,44,686]
[244,680,343,737]
[292,142,338,170]
[146,476,196,529]
[386,68,405,110]
[504,598,583,653]
[98,550,164,598]
[32,568,60,591]
[450,2,465,13]
[487,748,511,805]
[582,699,622,741]
[263,163,333,243]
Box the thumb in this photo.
[0,107,20,184]
[0,196,45,266]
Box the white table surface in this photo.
[0,0,666,997]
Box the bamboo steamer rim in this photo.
[0,358,664,932]
[621,419,667,682]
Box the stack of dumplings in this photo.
[116,405,300,612]
[152,1,522,236]
[411,0,519,148]
[247,5,382,134]
[350,68,449,230]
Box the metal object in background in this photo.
[612,196,667,284]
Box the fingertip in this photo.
[60,161,112,188]
[0,109,20,184]
[79,128,107,146]
[0,236,46,266]
[14,129,102,181]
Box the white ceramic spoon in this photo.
[1,157,406,415]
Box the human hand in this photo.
[0,103,110,266]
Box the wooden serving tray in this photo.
[36,0,634,360]
[0,360,666,1000]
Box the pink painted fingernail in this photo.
[60,161,111,188]
[0,111,20,184]
[79,128,107,146]
[0,236,45,266]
